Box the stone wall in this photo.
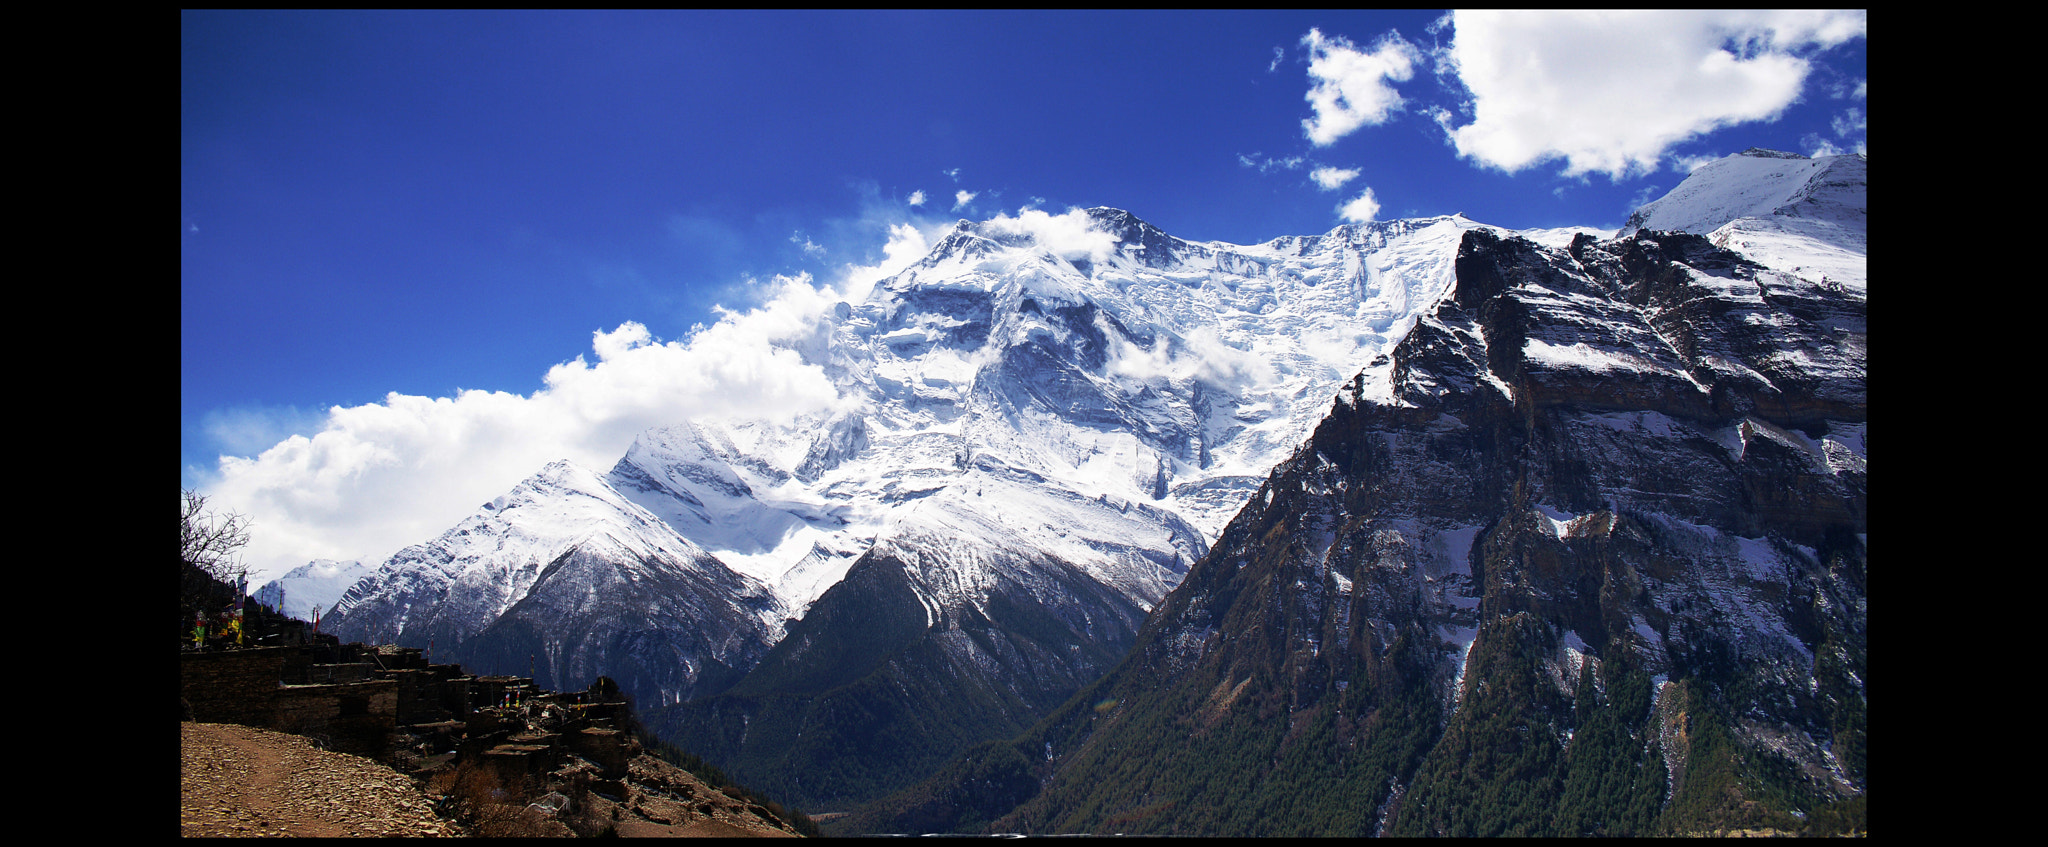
[181,647,290,726]
[272,679,399,755]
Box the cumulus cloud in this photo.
[1310,166,1361,191]
[835,221,940,303]
[981,208,1121,263]
[1337,187,1382,223]
[203,273,856,586]
[953,190,977,210]
[1438,10,1867,178]
[193,176,984,589]
[201,404,331,461]
[1300,28,1423,146]
[907,189,926,207]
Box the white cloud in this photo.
[1439,10,1867,178]
[195,185,981,590]
[1337,187,1382,223]
[1803,136,1847,158]
[1424,11,1454,39]
[790,231,826,257]
[942,168,962,182]
[1300,28,1423,146]
[1310,166,1361,191]
[1831,106,1865,139]
[907,189,926,207]
[1669,153,1719,174]
[203,273,859,587]
[201,404,331,460]
[1237,153,1305,173]
[834,221,940,304]
[953,190,977,210]
[981,208,1120,263]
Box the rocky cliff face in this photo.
[859,204,1864,836]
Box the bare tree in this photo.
[181,489,251,585]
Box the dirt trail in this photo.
[181,722,456,837]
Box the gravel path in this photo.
[181,721,457,837]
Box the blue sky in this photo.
[181,10,1866,583]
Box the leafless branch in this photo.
[182,489,251,583]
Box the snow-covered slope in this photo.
[1620,148,1867,289]
[252,559,371,622]
[611,209,1501,621]
[323,459,785,700]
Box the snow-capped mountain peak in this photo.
[1619,148,1866,289]
[601,207,1505,621]
[316,150,1865,812]
[326,456,786,693]
[251,558,372,622]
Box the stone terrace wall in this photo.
[181,645,409,755]
[272,679,399,755]
[181,647,291,726]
